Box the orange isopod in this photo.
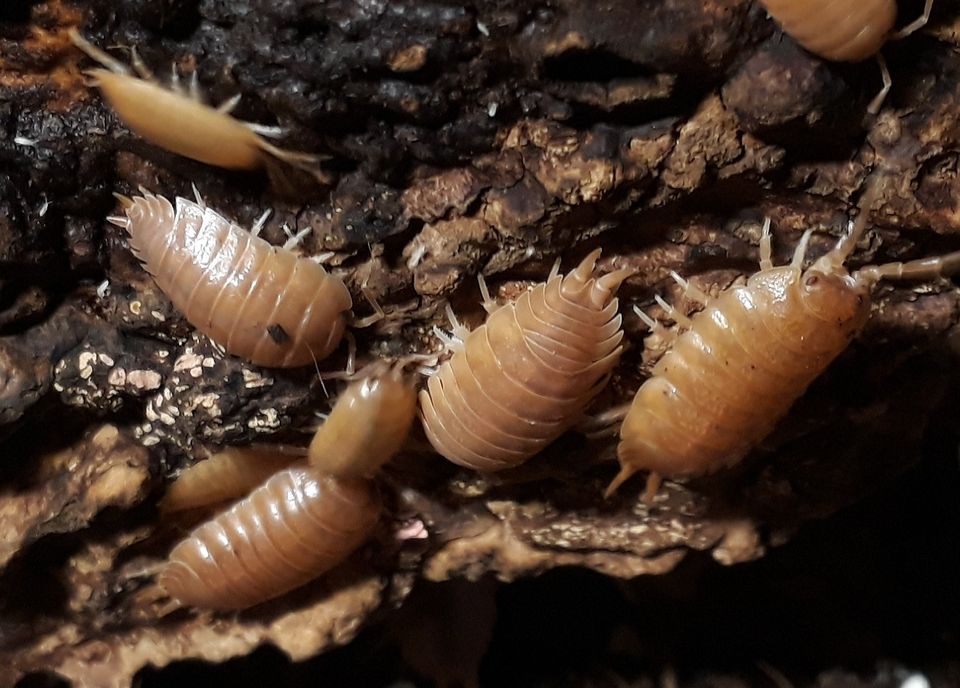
[607,176,960,502]
[308,363,419,478]
[158,368,417,610]
[757,0,933,112]
[158,445,304,514]
[68,29,323,183]
[109,191,353,367]
[420,249,632,471]
[158,468,379,610]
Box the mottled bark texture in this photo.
[1,0,959,685]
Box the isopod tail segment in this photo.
[67,28,329,190]
[606,172,960,504]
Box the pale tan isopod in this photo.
[309,364,419,478]
[757,0,934,112]
[68,29,323,184]
[109,191,353,367]
[420,250,632,471]
[158,445,304,514]
[606,176,960,502]
[158,367,417,610]
[158,467,379,610]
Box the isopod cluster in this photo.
[65,24,960,611]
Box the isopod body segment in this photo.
[420,250,632,471]
[111,192,352,367]
[610,177,960,502]
[159,467,378,610]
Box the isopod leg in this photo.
[603,463,639,499]
[477,273,498,314]
[790,229,814,269]
[348,288,385,328]
[867,54,892,116]
[642,472,663,506]
[668,270,710,306]
[578,402,630,438]
[654,295,692,328]
[217,93,242,114]
[889,0,933,41]
[759,218,774,271]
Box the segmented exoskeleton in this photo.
[111,192,353,367]
[420,249,632,471]
[607,177,960,502]
[158,367,417,610]
[757,0,934,113]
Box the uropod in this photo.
[757,0,934,113]
[109,191,359,368]
[68,29,324,186]
[158,365,418,611]
[420,250,632,471]
[604,175,960,503]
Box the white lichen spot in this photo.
[96,279,110,299]
[189,366,203,378]
[126,370,162,390]
[242,368,273,388]
[487,102,498,117]
[202,357,215,367]
[129,300,142,315]
[158,412,176,426]
[53,382,64,392]
[173,352,204,373]
[476,20,490,36]
[157,350,169,359]
[247,408,281,430]
[142,435,160,447]
[151,310,166,322]
[107,368,127,386]
[13,136,37,146]
[98,353,115,366]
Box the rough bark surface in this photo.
[1,0,959,685]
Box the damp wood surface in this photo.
[1,0,960,685]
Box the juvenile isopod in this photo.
[68,29,324,185]
[158,445,304,514]
[308,363,419,478]
[605,176,960,502]
[419,249,632,471]
[109,191,355,367]
[757,0,934,112]
[158,367,417,610]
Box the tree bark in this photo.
[1,0,959,685]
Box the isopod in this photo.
[158,366,416,610]
[159,468,379,610]
[757,0,933,112]
[158,445,304,514]
[606,176,960,502]
[419,249,632,471]
[309,363,418,478]
[68,29,323,184]
[109,191,353,367]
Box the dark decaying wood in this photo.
[1,0,959,685]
